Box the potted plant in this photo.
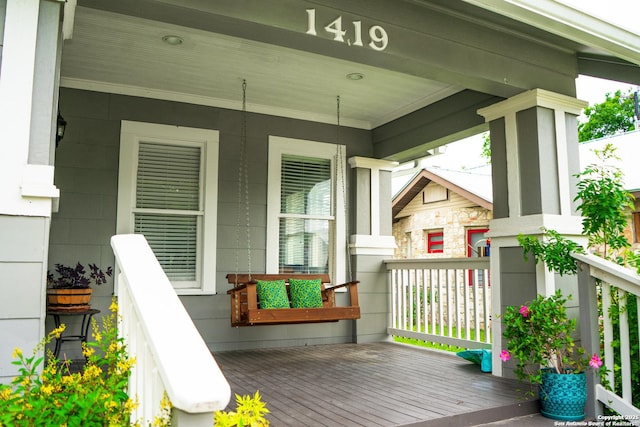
[500,288,602,420]
[46,262,113,312]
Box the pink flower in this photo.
[499,350,510,362]
[589,354,603,369]
[519,305,530,317]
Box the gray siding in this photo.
[499,246,536,379]
[489,117,508,218]
[0,216,49,383]
[53,88,373,352]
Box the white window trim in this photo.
[117,121,219,295]
[266,136,346,284]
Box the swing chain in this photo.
[234,79,252,285]
[336,95,353,282]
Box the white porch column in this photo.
[477,89,588,377]
[348,156,397,343]
[0,0,63,385]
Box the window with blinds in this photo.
[278,155,332,273]
[134,142,202,284]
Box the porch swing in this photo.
[227,83,360,327]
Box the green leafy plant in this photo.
[500,290,602,397]
[575,143,634,262]
[47,262,113,289]
[214,391,270,427]
[578,89,637,142]
[0,300,136,426]
[518,228,585,276]
[0,300,173,427]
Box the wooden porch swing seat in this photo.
[226,274,360,326]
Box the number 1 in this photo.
[306,9,317,36]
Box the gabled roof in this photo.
[392,166,493,218]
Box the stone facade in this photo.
[393,181,492,259]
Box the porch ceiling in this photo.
[60,0,640,135]
[61,4,462,130]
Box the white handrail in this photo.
[111,234,231,425]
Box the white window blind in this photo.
[279,155,332,273]
[134,142,202,283]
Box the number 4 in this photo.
[325,16,346,42]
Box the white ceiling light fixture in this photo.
[346,72,365,81]
[162,35,184,46]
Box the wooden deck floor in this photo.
[214,342,543,426]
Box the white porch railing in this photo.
[385,258,491,350]
[574,252,640,419]
[111,234,231,426]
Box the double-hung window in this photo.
[117,121,219,294]
[266,136,346,284]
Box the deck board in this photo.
[214,342,538,426]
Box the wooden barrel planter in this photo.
[47,288,93,312]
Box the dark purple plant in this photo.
[47,262,113,289]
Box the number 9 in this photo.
[369,25,388,51]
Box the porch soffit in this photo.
[62,0,638,161]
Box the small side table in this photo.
[47,308,100,359]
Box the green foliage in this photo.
[480,131,491,163]
[501,290,594,397]
[574,143,634,260]
[578,90,636,142]
[518,229,585,276]
[214,391,270,427]
[0,300,138,427]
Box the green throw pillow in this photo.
[256,280,290,309]
[289,278,323,308]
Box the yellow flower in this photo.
[94,332,102,342]
[41,384,54,396]
[82,343,95,358]
[0,387,13,400]
[12,347,22,358]
[50,324,66,339]
[82,365,102,380]
[109,300,118,313]
[61,375,75,386]
[124,398,139,411]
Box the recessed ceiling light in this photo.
[162,35,184,46]
[346,72,365,81]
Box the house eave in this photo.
[462,0,640,66]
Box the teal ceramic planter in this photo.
[539,369,587,421]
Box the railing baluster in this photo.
[409,269,415,332]
[620,291,632,403]
[603,283,615,391]
[391,269,398,329]
[484,269,491,344]
[464,268,470,341]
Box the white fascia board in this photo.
[462,0,640,66]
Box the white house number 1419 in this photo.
[305,8,389,51]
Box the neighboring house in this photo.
[393,166,493,259]
[393,130,640,259]
[1,0,640,387]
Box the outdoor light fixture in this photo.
[346,72,365,81]
[56,110,67,147]
[162,35,184,46]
